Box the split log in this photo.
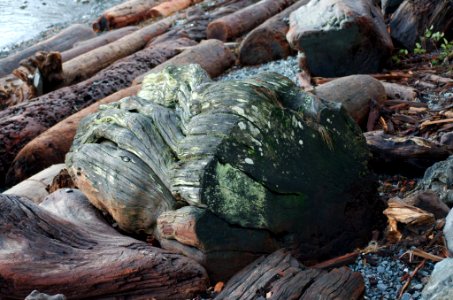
[207,0,295,41]
[216,249,364,300]
[0,38,196,188]
[61,26,139,62]
[62,16,176,86]
[150,0,204,17]
[390,0,453,50]
[93,0,164,32]
[381,82,417,101]
[135,39,235,84]
[67,65,381,277]
[365,130,452,176]
[2,164,66,204]
[0,24,95,77]
[0,191,209,299]
[6,85,141,186]
[238,0,309,66]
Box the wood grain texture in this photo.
[0,191,209,299]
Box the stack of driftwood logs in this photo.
[0,0,452,299]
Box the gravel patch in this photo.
[217,55,300,84]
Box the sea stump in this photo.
[67,64,381,280]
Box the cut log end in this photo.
[206,22,230,42]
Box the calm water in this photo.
[0,0,122,53]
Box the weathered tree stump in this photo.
[67,64,381,279]
[0,38,195,188]
[238,0,309,66]
[216,249,364,300]
[0,191,209,299]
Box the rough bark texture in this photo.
[3,164,66,204]
[135,39,235,84]
[0,191,209,299]
[6,85,141,186]
[238,0,309,66]
[93,0,164,31]
[63,16,176,86]
[365,130,452,176]
[390,0,453,50]
[287,0,393,76]
[216,249,364,300]
[0,24,95,77]
[207,0,295,41]
[67,64,381,277]
[0,38,196,188]
[61,26,139,62]
[150,0,204,17]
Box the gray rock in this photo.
[401,292,412,300]
[440,132,453,148]
[314,75,386,126]
[25,290,66,300]
[286,0,393,76]
[422,258,453,299]
[418,156,453,206]
[443,208,453,254]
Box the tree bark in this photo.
[62,16,176,86]
[61,26,139,62]
[93,0,164,32]
[238,0,308,66]
[134,39,235,84]
[207,0,296,41]
[6,85,141,186]
[0,191,209,299]
[0,38,196,188]
[216,249,364,300]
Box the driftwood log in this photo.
[3,164,66,204]
[238,0,308,66]
[67,64,381,279]
[217,249,364,300]
[62,16,176,86]
[365,130,452,176]
[93,0,164,32]
[390,0,453,49]
[207,0,295,41]
[149,0,204,17]
[0,38,196,188]
[0,24,95,77]
[0,190,209,299]
[61,26,139,62]
[135,39,235,84]
[6,85,141,186]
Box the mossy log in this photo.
[0,24,95,77]
[67,64,380,277]
[207,0,296,41]
[217,249,364,300]
[93,0,164,32]
[0,38,195,188]
[238,0,309,66]
[0,190,208,299]
[6,85,141,186]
